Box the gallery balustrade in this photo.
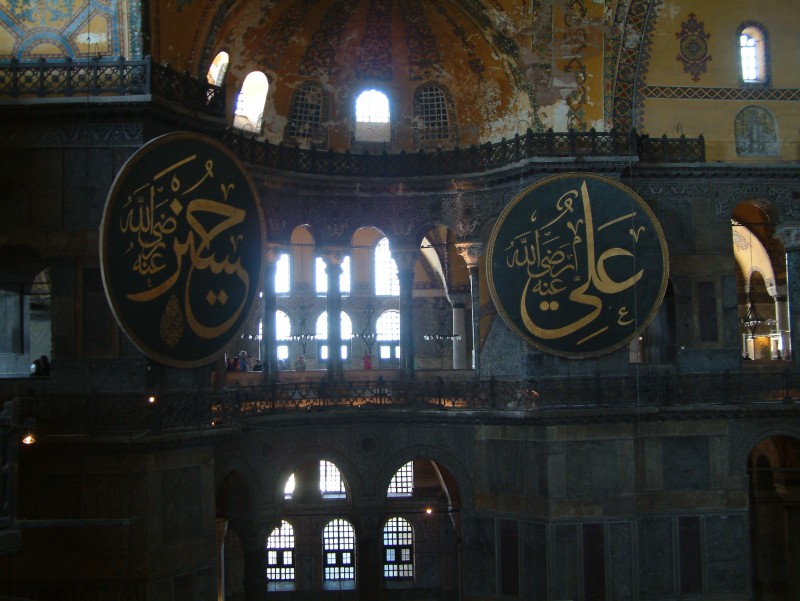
[0,57,705,174]
[5,369,797,440]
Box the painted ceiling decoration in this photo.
[676,13,712,83]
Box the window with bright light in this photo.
[275,253,290,294]
[323,519,356,584]
[387,461,413,497]
[234,71,268,132]
[738,24,769,85]
[355,89,391,143]
[206,51,229,86]
[286,82,327,146]
[316,256,351,295]
[377,310,400,363]
[283,460,348,500]
[316,312,354,340]
[320,460,346,497]
[266,520,295,586]
[284,473,295,499]
[276,310,291,362]
[383,517,414,579]
[375,237,400,296]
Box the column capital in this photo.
[775,223,800,252]
[317,247,348,266]
[454,241,484,269]
[265,242,287,265]
[392,247,419,271]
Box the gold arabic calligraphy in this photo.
[118,154,251,341]
[503,180,644,344]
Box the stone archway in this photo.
[748,435,800,601]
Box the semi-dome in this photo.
[191,0,536,149]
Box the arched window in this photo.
[276,310,291,363]
[316,311,353,363]
[355,89,390,143]
[383,517,414,579]
[376,310,400,365]
[266,520,295,589]
[286,82,327,147]
[320,459,346,497]
[387,461,413,497]
[276,252,290,295]
[323,519,356,587]
[316,256,350,295]
[738,23,770,85]
[413,83,454,145]
[206,51,229,86]
[234,71,268,133]
[283,460,348,500]
[375,237,399,296]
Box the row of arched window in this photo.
[205,21,768,143]
[206,52,456,146]
[265,516,413,590]
[267,308,400,365]
[273,237,399,297]
[265,461,417,589]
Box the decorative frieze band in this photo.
[641,86,800,102]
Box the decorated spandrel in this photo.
[487,173,668,358]
[100,132,265,367]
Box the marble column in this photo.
[455,242,484,374]
[393,248,419,377]
[774,223,800,369]
[452,302,467,369]
[320,249,345,380]
[774,285,791,359]
[261,244,282,383]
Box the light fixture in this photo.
[357,302,377,356]
[21,418,36,445]
[424,295,461,356]
[147,394,157,404]
[740,289,775,339]
[290,305,316,355]
[739,226,776,341]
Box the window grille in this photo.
[414,84,450,142]
[266,520,295,582]
[323,519,356,581]
[383,517,414,579]
[387,461,413,497]
[287,83,326,144]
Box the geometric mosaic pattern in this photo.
[641,86,800,101]
[608,0,661,131]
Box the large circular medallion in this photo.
[486,173,668,358]
[100,132,265,367]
